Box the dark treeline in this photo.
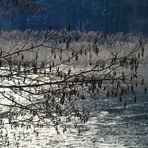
[0,0,148,35]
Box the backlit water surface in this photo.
[0,66,148,148]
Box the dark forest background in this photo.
[0,0,148,35]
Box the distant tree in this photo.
[0,0,46,19]
[122,0,148,34]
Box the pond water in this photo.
[0,66,147,148]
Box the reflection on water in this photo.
[0,66,148,148]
